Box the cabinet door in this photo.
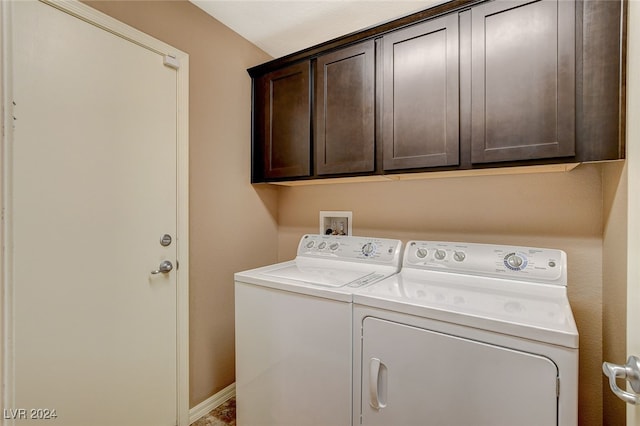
[382,14,459,171]
[256,61,311,179]
[471,0,575,163]
[314,40,375,175]
[361,317,559,426]
[316,41,375,175]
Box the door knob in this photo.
[151,260,173,274]
[603,356,640,404]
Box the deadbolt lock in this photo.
[160,234,172,247]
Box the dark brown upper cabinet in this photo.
[247,0,625,183]
[382,14,460,171]
[315,41,375,175]
[470,0,576,164]
[254,61,311,180]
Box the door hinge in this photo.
[163,54,180,70]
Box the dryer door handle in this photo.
[369,358,387,410]
[603,356,640,404]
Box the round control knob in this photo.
[507,254,523,268]
[416,248,428,259]
[329,242,340,251]
[362,242,375,257]
[434,249,446,260]
[453,251,466,262]
[306,240,315,249]
[318,242,327,249]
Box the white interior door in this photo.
[3,1,188,425]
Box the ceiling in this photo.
[189,0,443,58]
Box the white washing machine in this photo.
[352,241,579,426]
[235,234,403,426]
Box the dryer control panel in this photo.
[297,234,403,266]
[404,241,566,285]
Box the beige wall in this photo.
[277,163,608,424]
[602,161,627,425]
[83,0,277,407]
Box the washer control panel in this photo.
[404,241,566,284]
[297,234,403,266]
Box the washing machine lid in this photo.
[234,234,403,301]
[353,241,579,348]
[261,258,390,288]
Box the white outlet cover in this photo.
[320,211,353,236]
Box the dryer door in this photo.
[361,317,558,426]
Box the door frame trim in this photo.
[0,1,190,424]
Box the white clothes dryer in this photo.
[352,241,579,426]
[235,234,403,426]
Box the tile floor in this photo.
[192,397,236,426]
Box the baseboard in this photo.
[189,382,236,425]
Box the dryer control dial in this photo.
[416,248,428,259]
[434,249,446,260]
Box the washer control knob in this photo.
[453,251,466,262]
[416,248,428,259]
[362,242,375,257]
[434,249,446,260]
[507,254,524,268]
[306,240,315,249]
[318,242,327,249]
[329,242,340,251]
